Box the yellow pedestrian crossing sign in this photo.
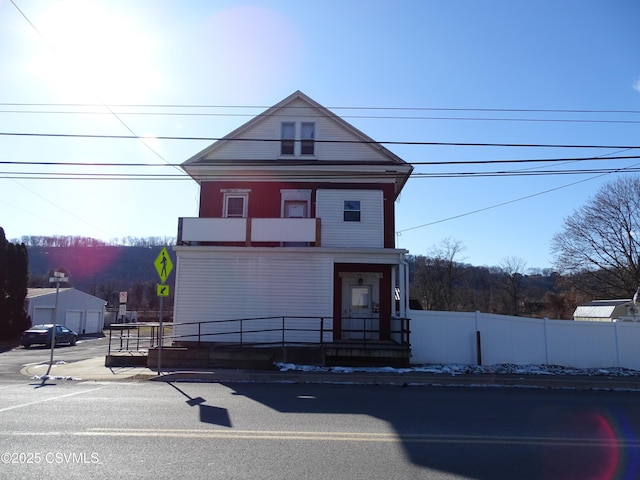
[154,247,173,283]
[157,284,170,297]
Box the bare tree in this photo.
[498,256,527,315]
[551,176,640,297]
[410,238,465,310]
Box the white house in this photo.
[26,288,105,335]
[171,91,414,365]
[573,299,640,322]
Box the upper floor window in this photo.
[223,193,248,218]
[281,122,295,155]
[280,121,316,156]
[301,122,315,155]
[343,200,361,222]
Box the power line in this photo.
[2,108,639,125]
[5,166,640,181]
[2,102,640,115]
[0,110,640,124]
[0,131,638,150]
[3,154,640,168]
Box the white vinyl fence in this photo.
[409,310,640,370]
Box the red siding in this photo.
[199,181,396,247]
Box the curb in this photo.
[19,357,640,391]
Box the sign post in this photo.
[44,271,68,379]
[154,247,173,374]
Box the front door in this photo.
[342,276,380,340]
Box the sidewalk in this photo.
[21,356,640,390]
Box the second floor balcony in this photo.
[178,217,322,246]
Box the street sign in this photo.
[157,284,170,297]
[154,247,173,283]
[49,277,68,283]
[118,304,127,316]
[119,291,128,303]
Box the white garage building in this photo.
[26,288,106,335]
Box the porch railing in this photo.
[107,316,411,355]
[177,217,321,245]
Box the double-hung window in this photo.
[280,121,316,156]
[281,122,295,155]
[223,193,248,218]
[300,122,315,155]
[343,200,361,222]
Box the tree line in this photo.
[410,176,640,318]
[14,235,175,248]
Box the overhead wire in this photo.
[2,102,640,114]
[2,108,640,124]
[0,131,638,150]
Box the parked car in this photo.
[20,324,78,348]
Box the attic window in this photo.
[301,122,315,155]
[344,200,361,222]
[281,122,295,155]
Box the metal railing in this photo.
[107,316,410,355]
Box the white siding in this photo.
[173,250,333,343]
[204,98,391,163]
[316,189,383,248]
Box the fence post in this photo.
[320,317,324,345]
[476,330,482,366]
[614,321,621,367]
[543,317,549,365]
[282,317,285,346]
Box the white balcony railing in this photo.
[178,217,321,246]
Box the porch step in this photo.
[323,342,411,368]
[105,352,148,367]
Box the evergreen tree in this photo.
[0,227,30,339]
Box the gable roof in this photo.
[26,288,105,304]
[573,299,633,318]
[27,288,73,298]
[181,90,413,197]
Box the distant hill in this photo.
[27,245,175,294]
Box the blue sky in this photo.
[1,0,639,269]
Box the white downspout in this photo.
[400,254,409,318]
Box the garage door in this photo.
[86,311,102,334]
[33,307,54,324]
[65,311,82,334]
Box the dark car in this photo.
[20,324,78,348]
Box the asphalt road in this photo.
[1,378,640,480]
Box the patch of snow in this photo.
[31,375,81,381]
[274,362,640,377]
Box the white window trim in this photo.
[223,192,249,218]
[278,121,317,158]
[343,200,361,222]
[280,189,311,218]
